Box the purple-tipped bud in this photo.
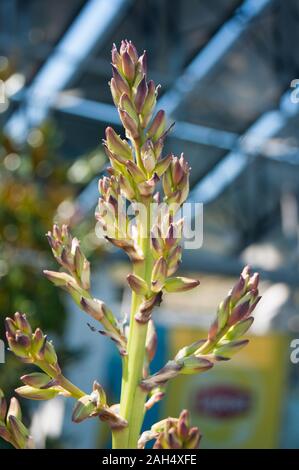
[180,356,213,375]
[121,51,135,82]
[72,395,98,423]
[21,372,53,389]
[147,110,166,142]
[164,276,200,293]
[105,126,132,160]
[151,257,167,293]
[135,75,148,114]
[119,93,138,125]
[14,313,32,336]
[118,109,139,139]
[126,160,146,182]
[214,339,249,359]
[111,65,130,95]
[127,273,149,296]
[225,316,254,341]
[155,154,172,177]
[141,139,156,173]
[6,397,22,423]
[15,386,59,401]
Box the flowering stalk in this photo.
[1,40,261,450]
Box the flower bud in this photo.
[225,316,254,341]
[105,127,132,160]
[141,80,157,126]
[119,109,139,139]
[81,297,105,323]
[20,372,52,389]
[155,154,172,177]
[126,160,146,182]
[15,385,59,400]
[110,77,121,106]
[214,339,249,359]
[119,174,136,200]
[6,398,22,423]
[31,328,45,355]
[147,110,166,142]
[141,140,156,173]
[111,65,130,95]
[135,75,148,114]
[14,312,32,336]
[121,51,135,82]
[127,274,149,296]
[0,390,7,422]
[151,257,167,293]
[180,356,213,375]
[43,270,75,287]
[164,276,200,293]
[72,394,98,423]
[119,93,139,126]
[7,416,30,449]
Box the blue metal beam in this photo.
[5,0,132,142]
[158,0,273,116]
[189,90,299,204]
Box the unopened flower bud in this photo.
[72,394,98,423]
[214,339,249,359]
[6,398,22,424]
[180,356,213,375]
[0,390,7,422]
[121,51,135,82]
[43,270,75,287]
[135,75,148,114]
[7,416,30,449]
[105,127,132,161]
[155,154,172,177]
[119,93,139,126]
[141,140,156,173]
[111,65,130,95]
[147,110,166,142]
[14,312,32,336]
[151,257,167,293]
[225,317,254,341]
[119,109,139,139]
[21,372,52,389]
[15,385,59,401]
[164,276,200,293]
[127,274,149,296]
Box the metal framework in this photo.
[5,0,132,142]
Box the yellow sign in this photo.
[163,327,289,448]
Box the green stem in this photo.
[113,202,152,449]
[36,360,85,400]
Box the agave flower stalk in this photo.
[1,40,261,450]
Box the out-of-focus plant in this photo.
[0,124,105,352]
[1,41,261,449]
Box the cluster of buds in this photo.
[97,174,144,263]
[15,369,78,402]
[0,389,33,449]
[5,312,59,373]
[44,224,127,355]
[46,224,90,290]
[138,410,201,449]
[72,381,127,430]
[141,266,260,390]
[162,154,190,206]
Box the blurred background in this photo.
[1,0,299,449]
